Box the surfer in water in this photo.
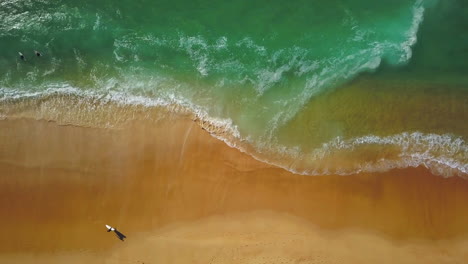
[18,52,25,61]
[106,224,127,241]
[34,50,41,57]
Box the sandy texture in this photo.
[1,117,468,263]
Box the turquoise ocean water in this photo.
[0,0,467,176]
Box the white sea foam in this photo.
[0,83,241,137]
[215,36,228,50]
[178,35,211,76]
[73,48,87,70]
[235,37,267,56]
[399,0,425,63]
[93,13,101,31]
[254,47,319,95]
[238,132,468,178]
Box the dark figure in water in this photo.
[34,50,41,57]
[106,224,127,241]
[18,52,25,61]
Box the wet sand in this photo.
[1,117,468,263]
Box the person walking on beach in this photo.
[106,224,127,241]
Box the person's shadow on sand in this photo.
[113,229,127,241]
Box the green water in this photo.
[0,0,467,176]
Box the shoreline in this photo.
[1,117,468,262]
[1,92,467,178]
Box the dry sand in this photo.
[1,116,468,263]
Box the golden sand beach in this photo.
[1,116,468,263]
